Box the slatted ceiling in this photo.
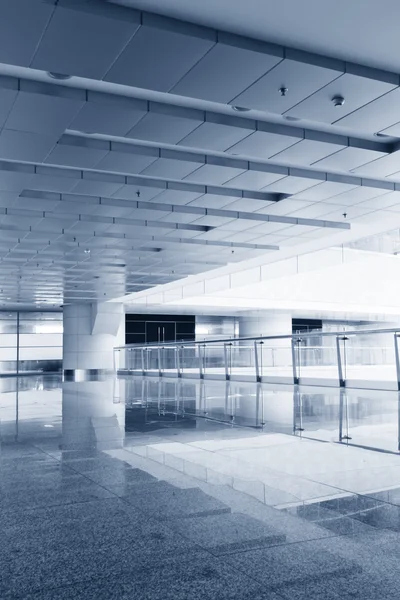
[127,110,203,145]
[177,121,253,152]
[95,152,158,175]
[334,87,400,133]
[226,130,300,159]
[352,153,400,178]
[140,157,201,179]
[313,146,388,171]
[223,169,286,191]
[231,58,341,113]
[184,164,246,185]
[104,14,215,91]
[270,138,346,166]
[0,130,58,163]
[286,73,397,124]
[0,0,52,67]
[171,35,281,103]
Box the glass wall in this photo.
[0,311,62,375]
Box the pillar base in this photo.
[63,369,112,382]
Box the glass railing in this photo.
[114,327,400,391]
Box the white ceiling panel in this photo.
[105,15,215,91]
[286,72,397,123]
[351,152,400,178]
[232,58,340,113]
[95,152,158,175]
[0,171,34,193]
[140,157,201,179]
[45,144,109,169]
[163,229,201,239]
[220,230,260,243]
[178,120,253,152]
[223,168,286,190]
[334,87,400,133]
[355,192,400,210]
[184,164,246,185]
[270,138,346,166]
[289,202,341,218]
[0,130,58,162]
[71,180,124,197]
[320,206,375,220]
[113,184,164,202]
[291,179,358,201]
[314,147,387,171]
[127,110,203,145]
[154,189,203,206]
[28,174,80,193]
[0,192,19,208]
[5,92,83,137]
[171,35,281,102]
[262,174,322,195]
[70,95,147,137]
[326,186,392,206]
[223,198,275,211]
[188,193,240,209]
[32,2,140,79]
[243,221,292,235]
[160,212,199,224]
[256,199,314,216]
[0,86,18,129]
[226,130,300,159]
[0,0,52,66]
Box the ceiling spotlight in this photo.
[279,87,288,97]
[47,72,72,80]
[84,248,91,254]
[231,106,251,112]
[332,95,345,107]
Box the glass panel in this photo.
[341,332,397,388]
[229,342,256,379]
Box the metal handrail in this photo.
[114,326,400,350]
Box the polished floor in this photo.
[1,376,400,598]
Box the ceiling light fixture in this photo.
[231,106,251,112]
[84,248,91,254]
[332,95,345,107]
[47,72,72,80]
[279,86,288,97]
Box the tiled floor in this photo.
[1,375,400,598]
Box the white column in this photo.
[238,312,292,367]
[63,302,125,373]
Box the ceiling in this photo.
[2,0,400,308]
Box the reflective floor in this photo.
[2,376,400,598]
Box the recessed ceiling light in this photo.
[231,106,251,112]
[47,72,72,80]
[84,248,91,254]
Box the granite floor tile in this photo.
[83,466,158,488]
[169,512,286,555]
[0,538,211,598]
[225,541,362,588]
[11,556,270,600]
[121,485,232,520]
[0,483,115,510]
